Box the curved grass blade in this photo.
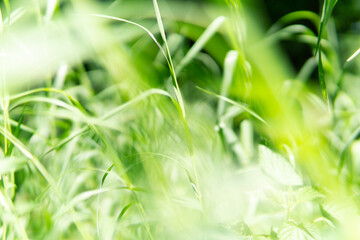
[90,14,169,64]
[102,164,115,185]
[117,201,136,222]
[39,126,88,158]
[267,11,320,35]
[197,86,269,126]
[152,0,185,118]
[10,87,87,113]
[55,188,114,218]
[91,13,185,118]
[100,89,170,121]
[10,96,81,115]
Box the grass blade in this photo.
[267,11,320,35]
[6,105,25,157]
[90,14,169,63]
[102,164,115,185]
[198,86,269,126]
[152,0,185,118]
[315,0,338,105]
[176,16,226,73]
[338,126,360,174]
[315,0,338,56]
[346,48,360,63]
[0,8,3,33]
[117,201,136,221]
[317,48,329,103]
[0,125,55,186]
[0,187,29,240]
[217,50,238,118]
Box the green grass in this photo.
[0,0,360,239]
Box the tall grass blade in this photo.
[152,0,185,118]
[315,0,338,104]
[315,0,338,56]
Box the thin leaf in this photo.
[0,187,29,240]
[0,8,3,33]
[6,104,25,157]
[100,89,170,121]
[90,14,169,63]
[317,47,329,103]
[176,16,226,73]
[0,126,55,186]
[3,7,26,25]
[338,126,360,174]
[346,48,360,63]
[315,0,338,55]
[102,164,115,185]
[55,188,113,218]
[117,201,136,221]
[198,86,269,126]
[217,50,238,118]
[319,203,339,227]
[152,0,185,118]
[267,11,320,35]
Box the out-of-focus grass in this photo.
[0,0,360,239]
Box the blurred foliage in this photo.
[0,0,359,239]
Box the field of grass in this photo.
[0,0,360,239]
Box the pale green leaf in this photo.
[295,187,325,204]
[259,145,303,186]
[279,222,317,240]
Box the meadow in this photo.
[0,0,360,239]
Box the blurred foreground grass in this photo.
[0,0,360,239]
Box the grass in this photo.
[0,0,360,239]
